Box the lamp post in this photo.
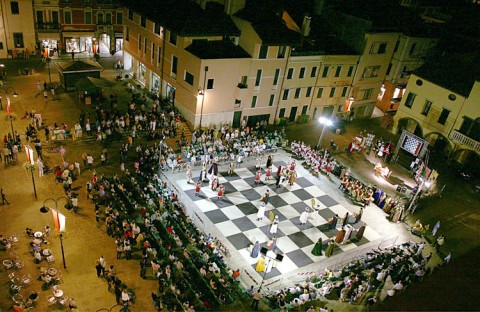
[407,179,430,214]
[24,145,37,198]
[317,116,333,149]
[258,247,283,291]
[199,66,208,129]
[1,87,18,137]
[40,197,69,269]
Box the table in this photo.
[34,232,43,238]
[32,238,42,245]
[53,289,63,298]
[43,249,52,256]
[48,268,57,276]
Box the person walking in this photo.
[432,221,441,236]
[1,188,9,205]
[37,80,41,93]
[43,90,48,102]
[251,289,262,310]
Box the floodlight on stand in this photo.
[40,206,49,213]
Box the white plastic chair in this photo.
[47,296,56,305]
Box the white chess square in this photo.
[302,227,329,243]
[225,192,249,205]
[238,248,259,265]
[230,179,252,191]
[235,168,255,179]
[276,255,299,274]
[176,179,195,190]
[329,204,350,216]
[278,220,299,236]
[215,220,242,237]
[243,228,270,244]
[278,192,302,205]
[221,205,246,220]
[363,226,381,242]
[276,236,299,253]
[307,213,328,227]
[195,199,218,213]
[304,185,326,197]
[277,205,301,219]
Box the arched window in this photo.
[97,12,104,24]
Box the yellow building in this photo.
[392,73,480,167]
[0,0,36,58]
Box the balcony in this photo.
[35,23,61,31]
[450,130,480,153]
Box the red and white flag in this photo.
[51,209,66,232]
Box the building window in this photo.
[13,33,23,48]
[421,100,432,116]
[362,66,381,78]
[184,71,194,86]
[335,66,342,77]
[259,45,268,59]
[317,88,323,98]
[277,45,286,58]
[329,87,336,98]
[240,76,248,86]
[299,67,305,79]
[169,32,177,45]
[347,65,354,77]
[437,108,450,125]
[273,69,280,86]
[151,43,155,61]
[404,92,416,108]
[282,89,289,100]
[144,37,147,54]
[138,34,142,50]
[386,63,392,76]
[279,108,286,118]
[311,66,317,77]
[251,96,257,108]
[255,69,262,87]
[154,23,161,36]
[128,9,133,20]
[306,87,312,97]
[394,40,400,53]
[301,105,308,115]
[294,88,301,99]
[105,12,111,24]
[157,46,161,63]
[116,12,123,25]
[64,11,72,24]
[322,66,329,77]
[172,55,178,75]
[409,43,416,55]
[269,94,275,106]
[287,68,293,79]
[363,88,373,100]
[0,42,3,49]
[10,1,19,14]
[140,15,146,28]
[125,27,129,42]
[97,12,104,24]
[342,86,348,97]
[370,42,387,54]
[85,12,92,24]
[207,79,214,90]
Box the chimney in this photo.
[302,16,312,37]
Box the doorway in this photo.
[289,106,298,122]
[166,83,176,104]
[233,111,242,128]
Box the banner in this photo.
[51,209,66,232]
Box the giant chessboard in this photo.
[176,161,381,279]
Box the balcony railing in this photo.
[35,23,61,30]
[450,130,480,152]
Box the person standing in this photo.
[270,215,279,235]
[87,154,94,170]
[1,188,9,205]
[95,259,102,277]
[43,90,48,102]
[251,289,262,310]
[36,80,41,93]
[37,158,44,177]
[263,190,270,205]
[432,221,441,236]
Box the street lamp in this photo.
[46,57,52,88]
[199,66,208,129]
[317,116,333,149]
[407,179,430,214]
[40,197,69,269]
[258,247,283,291]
